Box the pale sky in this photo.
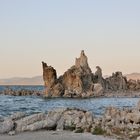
[0,0,140,78]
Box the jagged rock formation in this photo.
[42,62,57,87]
[105,72,127,91]
[93,66,106,89]
[62,50,95,98]
[42,62,64,97]
[42,50,103,97]
[127,79,140,91]
[42,50,139,98]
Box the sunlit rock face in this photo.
[42,50,134,98]
[62,50,94,97]
[42,51,98,97]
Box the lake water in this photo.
[0,86,139,117]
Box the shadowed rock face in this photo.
[127,79,140,90]
[105,72,127,91]
[42,62,62,97]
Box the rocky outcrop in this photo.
[0,108,93,135]
[0,119,14,134]
[100,103,140,139]
[42,50,103,98]
[62,50,94,98]
[0,87,42,96]
[42,50,140,98]
[42,62,57,88]
[2,102,140,139]
[15,113,46,132]
[105,72,127,91]
[42,62,64,97]
[127,79,140,91]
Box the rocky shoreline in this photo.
[0,87,43,96]
[1,100,140,140]
[1,86,140,98]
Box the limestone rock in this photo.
[93,83,104,96]
[137,136,140,140]
[105,72,127,91]
[42,50,96,98]
[15,113,46,132]
[75,50,89,68]
[0,119,14,134]
[8,112,26,121]
[94,66,102,83]
[42,61,57,87]
[127,79,140,91]
[42,50,139,98]
[25,120,56,131]
[61,50,94,97]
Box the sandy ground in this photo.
[0,131,116,140]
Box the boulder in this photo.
[93,83,104,96]
[0,119,14,134]
[7,112,26,121]
[15,113,46,132]
[25,120,56,131]
[56,108,93,132]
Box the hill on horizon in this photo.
[125,73,140,80]
[0,73,140,85]
[0,76,43,85]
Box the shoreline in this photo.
[0,130,116,140]
[0,104,140,139]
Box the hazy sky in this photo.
[0,0,140,78]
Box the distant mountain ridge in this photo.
[0,73,139,85]
[0,76,43,85]
[125,73,140,80]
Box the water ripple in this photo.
[0,95,139,117]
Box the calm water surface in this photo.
[0,86,139,117]
[0,95,139,117]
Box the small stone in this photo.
[8,131,16,136]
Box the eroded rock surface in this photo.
[42,50,140,98]
[42,51,99,97]
[105,72,127,91]
[2,102,140,140]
